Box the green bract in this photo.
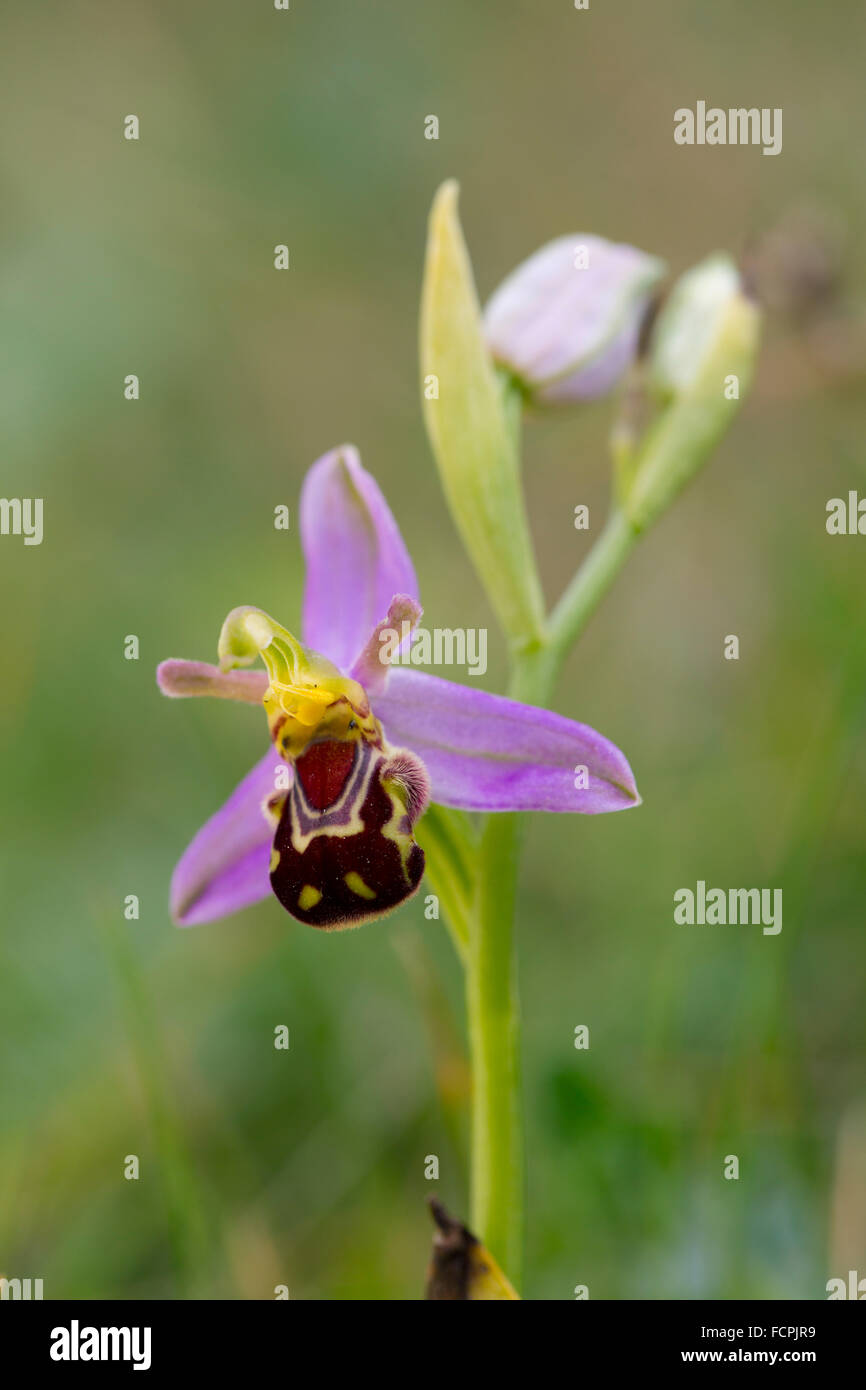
[420,181,546,651]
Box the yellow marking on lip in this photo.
[270,848,281,872]
[298,884,322,910]
[344,872,376,900]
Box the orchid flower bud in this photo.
[649,254,747,395]
[624,254,761,532]
[483,235,666,405]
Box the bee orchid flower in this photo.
[158,446,640,930]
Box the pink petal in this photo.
[300,445,419,668]
[157,659,268,704]
[373,669,640,813]
[170,751,286,926]
[349,594,423,697]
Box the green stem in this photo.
[467,512,639,1290]
[468,810,523,1278]
[467,648,549,1286]
[548,508,638,661]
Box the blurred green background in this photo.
[1,0,865,1300]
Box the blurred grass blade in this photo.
[393,931,470,1166]
[101,909,216,1297]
